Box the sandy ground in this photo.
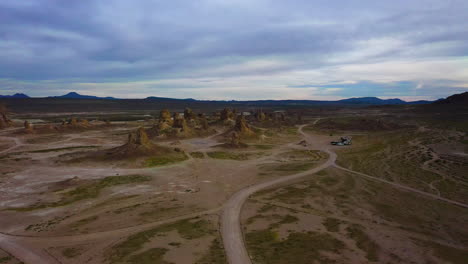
[0,117,467,264]
[0,119,308,263]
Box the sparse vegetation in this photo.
[323,217,341,232]
[30,146,98,153]
[207,151,260,160]
[10,175,151,211]
[252,144,274,150]
[62,247,82,258]
[336,131,453,198]
[145,152,188,167]
[258,162,316,177]
[127,248,172,264]
[0,256,12,263]
[246,230,345,264]
[71,215,99,229]
[346,224,380,262]
[190,151,205,158]
[424,240,468,264]
[109,218,214,263]
[195,238,227,264]
[25,215,70,232]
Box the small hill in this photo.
[67,127,188,167]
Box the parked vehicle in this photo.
[331,136,352,146]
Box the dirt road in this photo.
[0,234,59,264]
[220,122,335,264]
[220,121,468,264]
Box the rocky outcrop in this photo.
[173,113,191,137]
[0,105,13,129]
[199,114,209,130]
[184,108,196,121]
[80,119,90,127]
[127,127,152,149]
[220,108,234,121]
[173,115,187,129]
[159,109,172,122]
[0,114,7,129]
[234,114,255,137]
[68,117,78,126]
[24,120,34,133]
[154,109,173,132]
[255,110,266,122]
[231,132,240,147]
[297,112,303,123]
[298,140,308,147]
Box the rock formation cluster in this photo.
[127,127,151,148]
[152,108,212,138]
[0,105,13,129]
[234,114,255,137]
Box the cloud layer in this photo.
[1,0,467,99]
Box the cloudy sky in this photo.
[1,0,467,100]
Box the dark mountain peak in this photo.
[0,93,30,98]
[338,97,406,105]
[434,91,468,105]
[65,92,80,96]
[52,92,116,100]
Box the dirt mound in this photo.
[87,127,167,159]
[128,127,151,147]
[229,131,248,148]
[68,126,187,167]
[101,126,160,158]
[218,131,248,148]
[316,118,402,131]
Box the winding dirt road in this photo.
[221,122,335,264]
[220,121,468,264]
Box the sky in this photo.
[1,0,467,100]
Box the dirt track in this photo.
[220,122,336,264]
[220,121,468,264]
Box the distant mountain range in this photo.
[0,93,30,98]
[336,97,431,105]
[0,91,442,105]
[48,92,117,100]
